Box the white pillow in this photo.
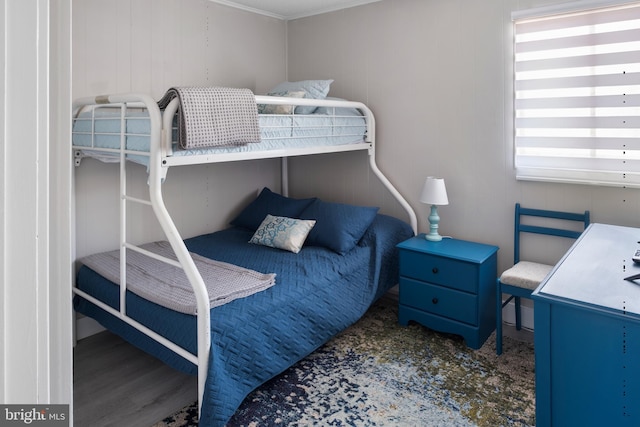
[249,215,316,254]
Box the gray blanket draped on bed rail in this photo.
[157,86,261,149]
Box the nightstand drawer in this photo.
[399,277,478,325]
[399,250,478,293]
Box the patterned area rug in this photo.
[153,297,535,427]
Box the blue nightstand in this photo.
[397,234,499,349]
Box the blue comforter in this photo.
[74,214,413,426]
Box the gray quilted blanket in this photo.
[79,241,276,314]
[158,86,261,149]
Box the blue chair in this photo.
[496,203,590,355]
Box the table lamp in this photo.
[420,177,448,241]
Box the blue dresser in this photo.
[533,223,640,426]
[397,235,498,349]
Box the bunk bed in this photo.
[71,85,418,426]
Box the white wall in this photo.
[72,0,289,257]
[286,0,640,276]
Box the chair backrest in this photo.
[514,203,590,264]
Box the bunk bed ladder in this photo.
[72,94,211,418]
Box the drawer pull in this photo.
[432,297,439,304]
[432,267,439,274]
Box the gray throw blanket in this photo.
[79,241,276,315]
[157,86,261,149]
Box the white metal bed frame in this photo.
[71,93,418,417]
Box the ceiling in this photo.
[210,0,383,20]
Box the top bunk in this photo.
[71,82,417,233]
[72,83,375,170]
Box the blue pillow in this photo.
[299,199,379,254]
[230,188,316,231]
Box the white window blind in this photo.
[514,2,640,187]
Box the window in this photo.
[513,1,640,187]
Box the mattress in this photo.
[73,214,413,426]
[72,106,367,166]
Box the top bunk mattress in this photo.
[72,104,368,166]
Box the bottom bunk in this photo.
[74,197,413,426]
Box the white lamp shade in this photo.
[420,177,449,205]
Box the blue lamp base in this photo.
[425,204,442,241]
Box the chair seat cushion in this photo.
[500,261,553,290]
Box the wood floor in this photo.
[73,331,197,427]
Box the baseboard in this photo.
[76,315,105,340]
[501,301,534,331]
